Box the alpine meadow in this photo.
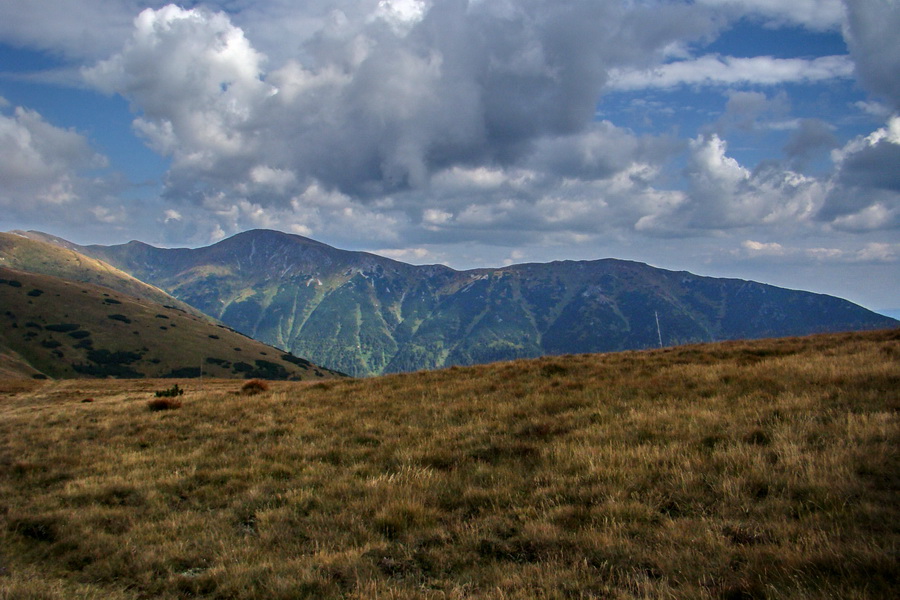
[1,330,898,599]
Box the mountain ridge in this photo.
[1,231,205,318]
[19,228,897,377]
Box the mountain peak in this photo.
[222,228,323,246]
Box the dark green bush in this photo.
[154,384,184,398]
[45,323,80,332]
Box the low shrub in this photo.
[45,323,80,332]
[155,384,184,398]
[241,379,269,395]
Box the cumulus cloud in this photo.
[0,103,144,243]
[8,2,887,260]
[527,121,681,181]
[0,105,107,209]
[819,117,900,231]
[83,5,273,194]
[82,1,722,208]
[636,133,822,234]
[843,0,900,111]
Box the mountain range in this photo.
[16,229,895,377]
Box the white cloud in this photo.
[737,239,898,264]
[608,54,854,91]
[831,116,900,163]
[422,208,452,227]
[289,223,314,237]
[163,209,182,223]
[83,5,274,185]
[77,1,723,210]
[2,1,898,311]
[371,0,429,32]
[210,224,227,242]
[831,203,897,232]
[741,240,785,256]
[854,101,892,119]
[635,133,823,234]
[248,165,297,193]
[374,246,435,262]
[430,167,510,192]
[91,205,126,224]
[0,105,106,209]
[820,116,900,231]
[696,0,844,30]
[504,249,526,265]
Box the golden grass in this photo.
[1,330,898,599]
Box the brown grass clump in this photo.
[0,329,897,599]
[241,378,269,395]
[146,397,182,411]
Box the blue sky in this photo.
[1,1,898,314]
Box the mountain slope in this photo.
[40,229,898,377]
[0,266,343,380]
[1,232,204,318]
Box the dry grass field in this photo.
[1,330,898,599]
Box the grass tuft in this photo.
[147,397,182,411]
[241,379,269,395]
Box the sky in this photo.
[0,0,898,314]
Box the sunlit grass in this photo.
[1,330,898,598]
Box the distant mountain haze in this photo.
[18,229,898,377]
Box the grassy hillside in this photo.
[0,232,203,318]
[1,330,897,598]
[0,266,342,380]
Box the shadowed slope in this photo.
[0,266,342,380]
